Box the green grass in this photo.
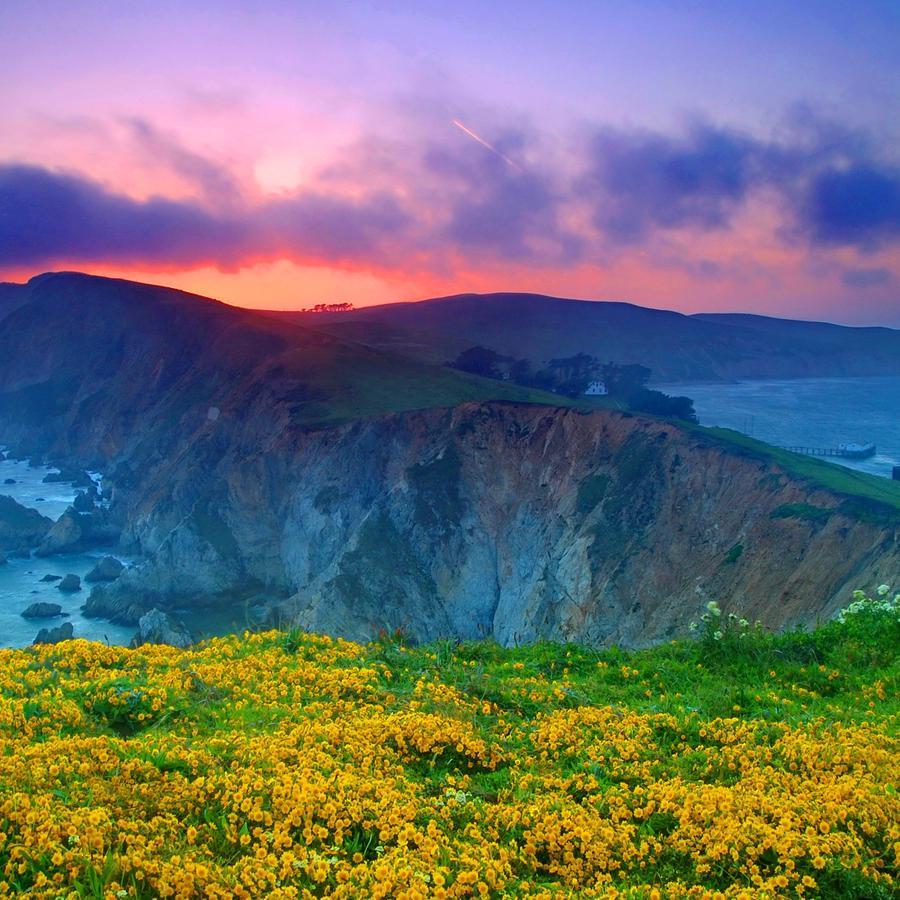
[723,542,744,564]
[272,340,572,428]
[770,502,833,523]
[689,424,900,520]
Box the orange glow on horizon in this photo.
[4,252,887,325]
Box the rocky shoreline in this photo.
[0,452,159,646]
[25,404,900,650]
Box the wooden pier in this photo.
[782,442,876,460]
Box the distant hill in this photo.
[0,281,31,321]
[273,292,900,382]
[0,274,563,460]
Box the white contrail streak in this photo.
[451,119,522,171]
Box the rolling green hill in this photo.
[0,275,567,455]
[274,292,900,383]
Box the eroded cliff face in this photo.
[4,275,896,647]
[88,403,900,647]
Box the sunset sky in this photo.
[1,0,899,324]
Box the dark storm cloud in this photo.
[581,117,900,251]
[2,107,900,275]
[582,124,761,244]
[0,164,411,270]
[800,164,900,249]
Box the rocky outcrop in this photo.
[36,506,116,556]
[130,609,193,649]
[72,489,96,513]
[57,574,81,592]
[83,584,155,624]
[21,601,64,618]
[0,495,51,554]
[81,404,900,645]
[33,622,74,644]
[42,467,93,487]
[36,509,83,556]
[85,555,124,582]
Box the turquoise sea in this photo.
[0,453,134,649]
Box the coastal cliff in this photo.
[89,402,899,646]
[1,273,897,646]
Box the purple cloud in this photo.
[123,117,243,205]
[580,115,900,252]
[2,107,900,278]
[423,131,582,263]
[0,164,410,270]
[800,164,900,249]
[582,124,760,244]
[0,164,245,267]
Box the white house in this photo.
[584,380,607,396]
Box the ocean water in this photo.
[0,452,134,649]
[658,376,900,479]
[0,552,135,648]
[0,454,97,521]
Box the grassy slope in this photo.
[275,292,900,381]
[267,338,572,427]
[688,424,900,517]
[274,295,727,375]
[12,273,569,431]
[0,595,896,897]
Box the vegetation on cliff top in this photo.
[690,425,900,522]
[0,588,897,898]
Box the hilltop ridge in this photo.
[276,291,900,381]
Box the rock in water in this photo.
[3,478,15,484]
[131,609,194,649]
[33,622,74,644]
[0,495,52,554]
[39,573,62,582]
[84,555,125,583]
[21,601,64,618]
[57,573,81,592]
[37,505,117,556]
[42,468,93,487]
[72,491,95,513]
[36,509,83,556]
[83,584,147,625]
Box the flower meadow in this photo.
[0,591,897,898]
